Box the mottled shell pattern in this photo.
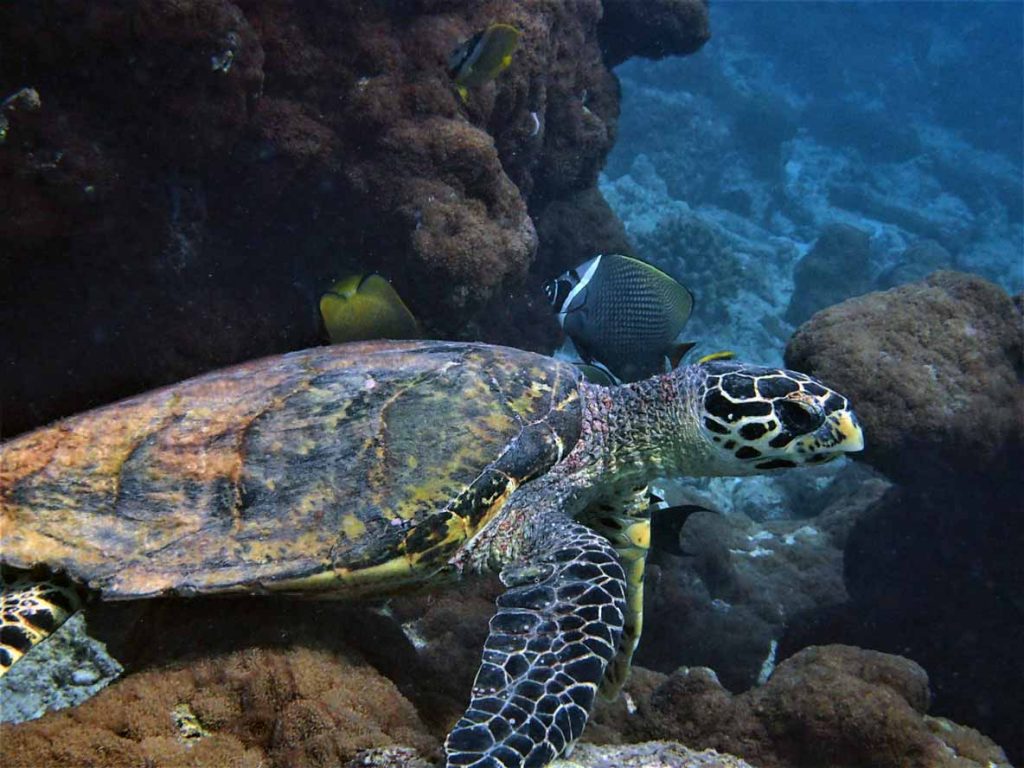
[0,341,584,599]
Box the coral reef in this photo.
[784,223,872,325]
[8,612,1012,768]
[0,645,436,768]
[532,186,632,280]
[0,0,712,437]
[596,7,1023,762]
[601,156,797,364]
[785,271,1023,485]
[558,742,756,768]
[602,4,1023,321]
[348,742,758,768]
[784,271,1023,760]
[591,645,1012,768]
[635,466,891,691]
[785,479,1024,766]
[874,239,953,290]
[598,0,711,67]
[634,210,744,327]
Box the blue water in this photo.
[604,1,1023,365]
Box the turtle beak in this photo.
[829,410,864,453]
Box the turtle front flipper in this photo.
[0,567,83,675]
[445,515,626,768]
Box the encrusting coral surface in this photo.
[0,0,708,437]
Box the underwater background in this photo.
[1,1,1022,767]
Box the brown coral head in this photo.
[694,361,864,474]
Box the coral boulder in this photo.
[603,645,1012,768]
[0,646,436,768]
[786,271,1023,485]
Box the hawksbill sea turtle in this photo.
[0,340,863,768]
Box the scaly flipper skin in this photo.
[0,568,82,674]
[445,515,627,768]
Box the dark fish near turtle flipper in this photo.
[544,254,695,383]
[319,274,419,344]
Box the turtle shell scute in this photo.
[0,341,584,598]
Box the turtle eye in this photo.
[776,399,824,435]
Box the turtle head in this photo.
[691,361,863,474]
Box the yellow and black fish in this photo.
[544,254,695,383]
[319,274,419,344]
[447,23,520,103]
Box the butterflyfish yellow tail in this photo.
[696,350,736,365]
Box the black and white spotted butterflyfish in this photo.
[544,254,696,383]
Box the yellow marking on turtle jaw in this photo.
[832,411,865,452]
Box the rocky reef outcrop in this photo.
[0,0,711,437]
[3,608,1011,768]
[874,239,954,291]
[635,466,892,692]
[786,271,1023,485]
[783,271,1024,761]
[784,223,872,325]
[0,645,437,768]
[595,6,1022,759]
[601,3,1022,374]
[595,645,1012,768]
[598,0,710,67]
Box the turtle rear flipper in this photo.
[444,516,626,768]
[0,568,83,675]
